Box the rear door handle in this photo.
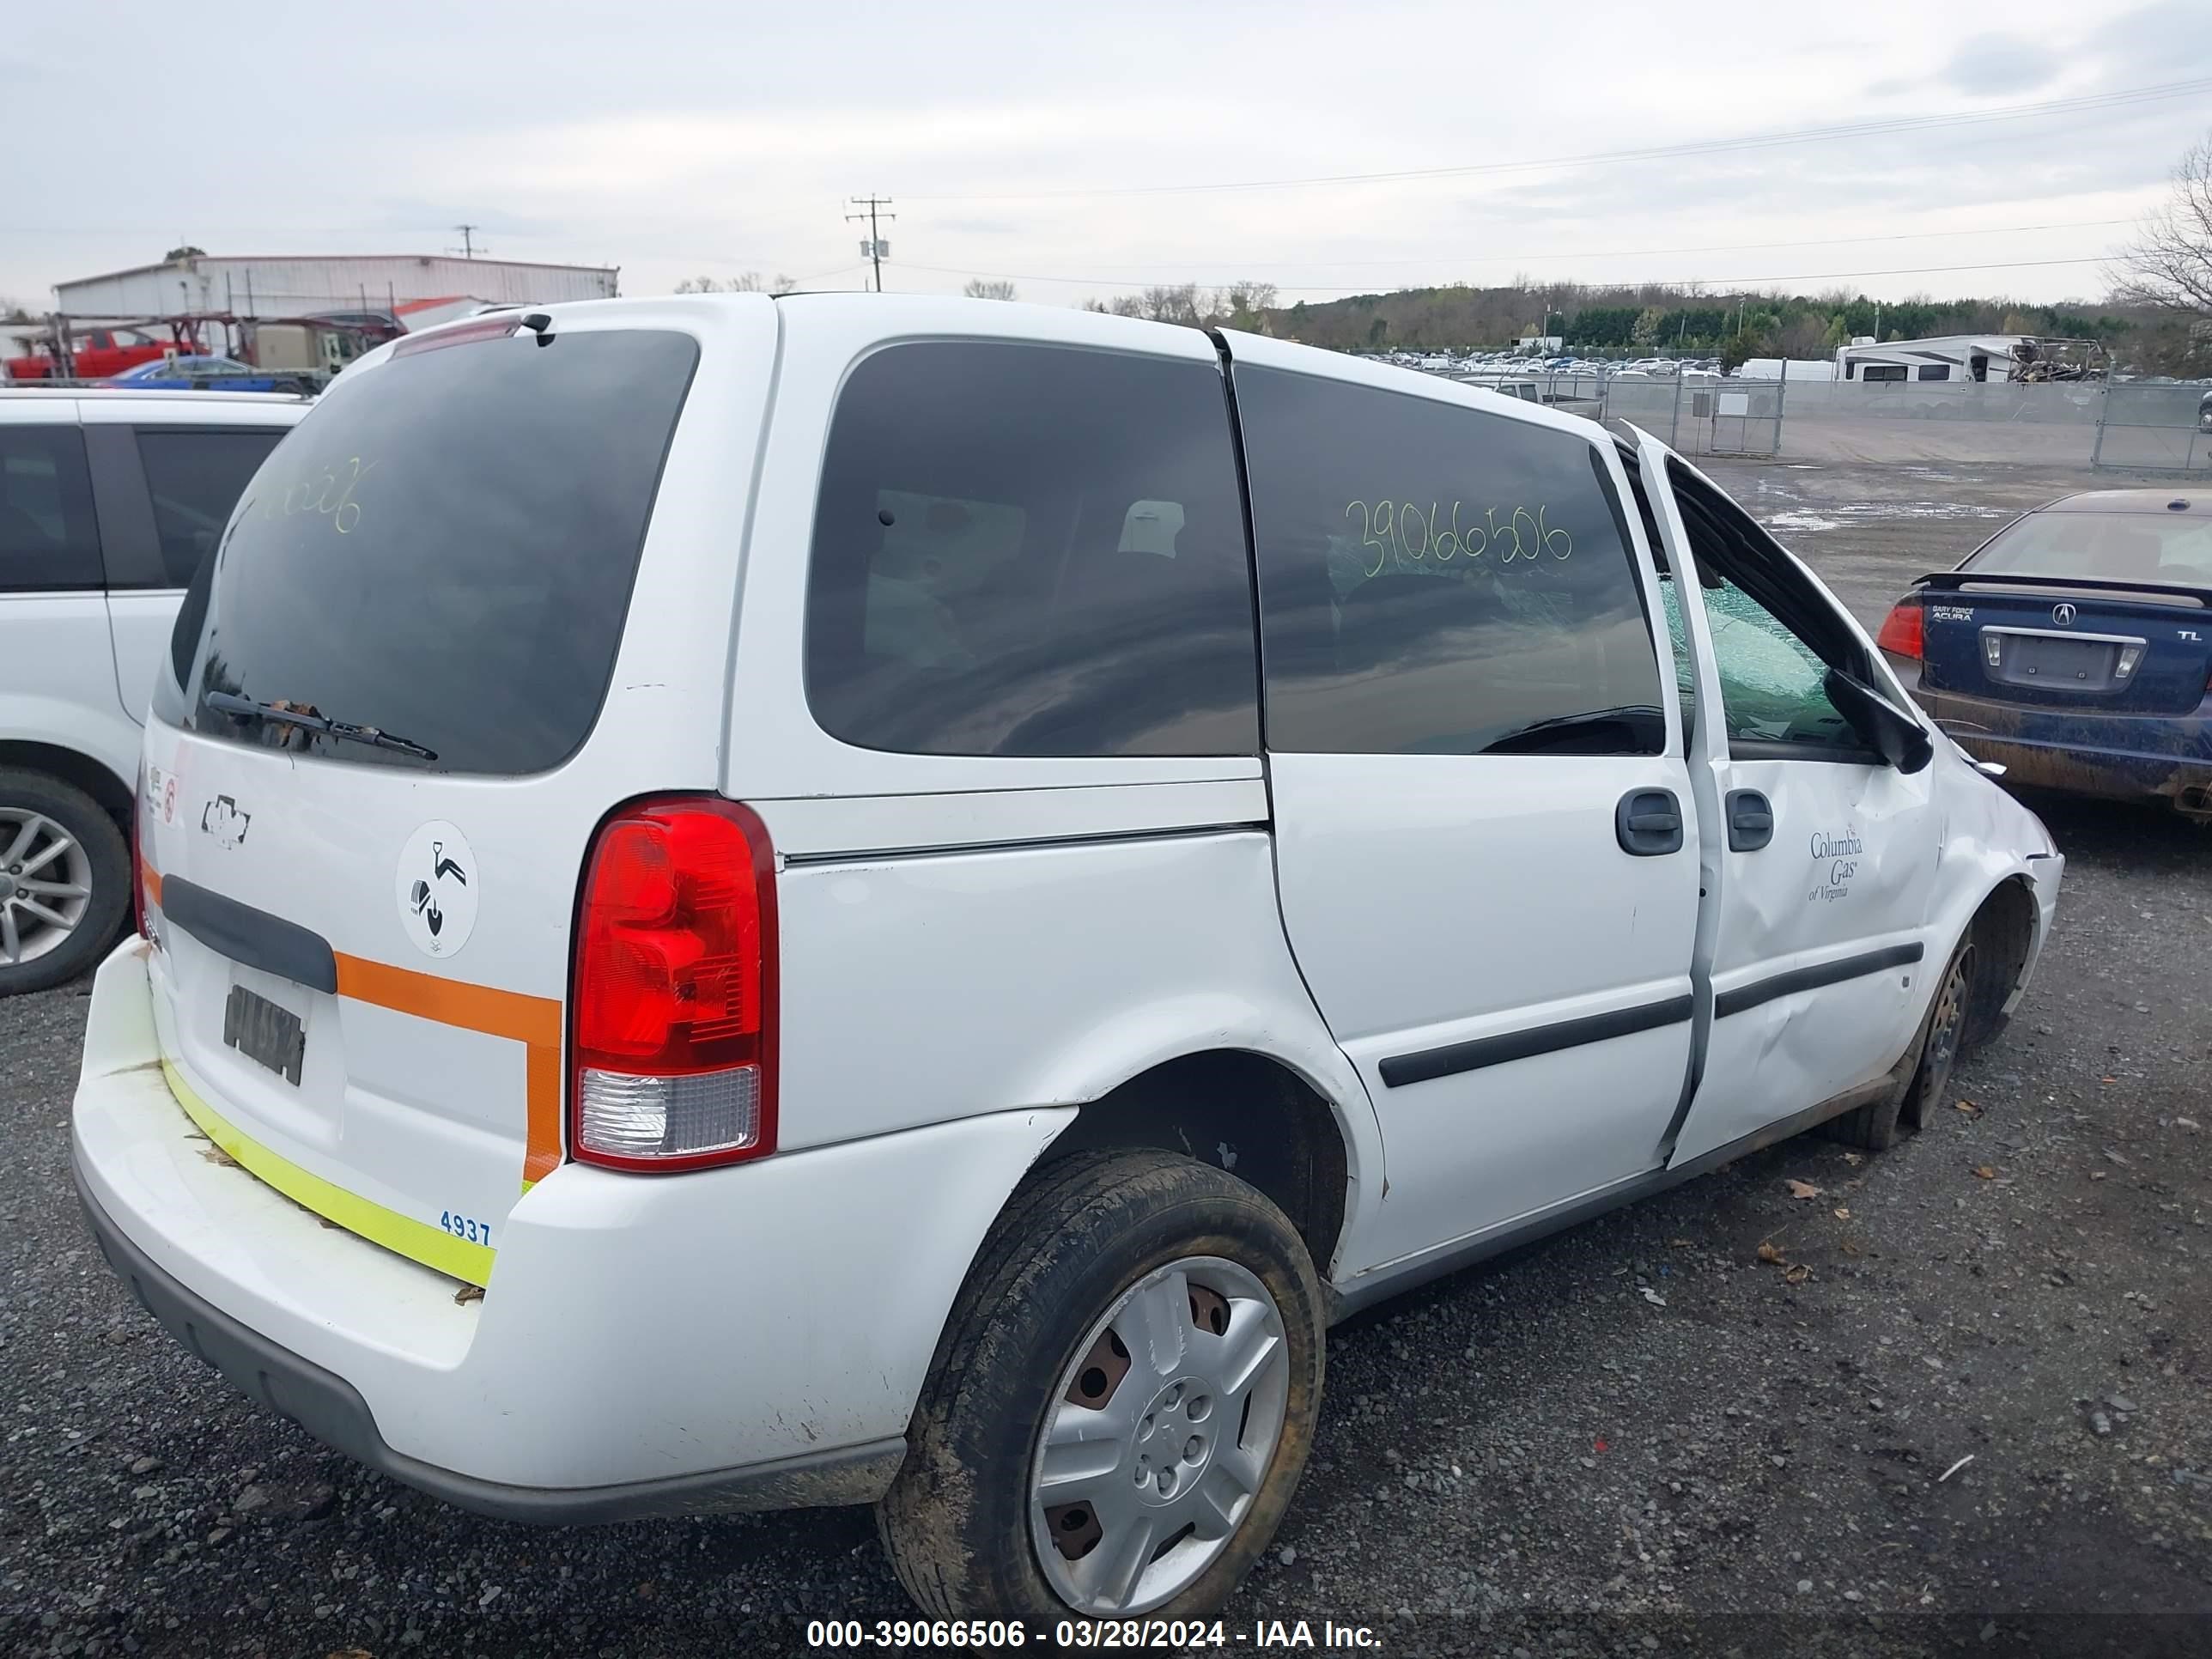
[1616,787,1684,856]
[1726,788,1774,852]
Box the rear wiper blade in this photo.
[205,691,438,761]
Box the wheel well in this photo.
[1044,1051,1351,1275]
[1962,875,2037,1052]
[0,742,132,830]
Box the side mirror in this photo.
[1823,667,1933,774]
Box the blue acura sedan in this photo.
[1878,489,2212,821]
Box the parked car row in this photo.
[64,294,2063,1632]
[1381,349,1728,380]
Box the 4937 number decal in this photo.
[440,1211,493,1248]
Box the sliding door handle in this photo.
[1616,787,1684,856]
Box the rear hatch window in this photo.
[167,326,699,774]
[1972,510,2212,586]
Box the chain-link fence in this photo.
[1777,380,2106,466]
[1601,374,1784,458]
[2093,382,2212,474]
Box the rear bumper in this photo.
[72,937,1073,1519]
[1946,732,2212,811]
[1904,682,2212,813]
[73,1155,902,1523]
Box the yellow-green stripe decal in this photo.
[161,1059,495,1288]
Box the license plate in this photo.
[1989,633,2118,692]
[223,984,305,1086]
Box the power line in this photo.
[448,223,488,259]
[902,76,2212,201]
[845,197,895,292]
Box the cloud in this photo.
[0,0,2186,310]
[1941,33,2062,94]
[2087,0,2212,75]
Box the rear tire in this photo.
[878,1150,1324,1626]
[0,769,128,997]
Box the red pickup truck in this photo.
[4,326,180,381]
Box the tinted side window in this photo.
[135,428,286,586]
[1236,367,1663,755]
[0,426,100,592]
[804,342,1257,757]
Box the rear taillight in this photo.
[570,797,777,1173]
[1875,594,1924,660]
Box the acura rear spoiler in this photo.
[1913,570,2212,609]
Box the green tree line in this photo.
[1260,282,2164,367]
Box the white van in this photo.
[2,389,306,992]
[73,295,2059,1628]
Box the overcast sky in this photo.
[6,0,2209,312]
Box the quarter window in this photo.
[1699,577,1860,750]
[804,341,1258,757]
[1234,367,1664,756]
[1660,457,1879,760]
[0,426,101,592]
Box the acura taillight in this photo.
[570,798,777,1172]
[1875,595,1924,660]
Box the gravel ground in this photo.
[3,459,2209,1657]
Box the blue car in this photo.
[104,355,307,393]
[1879,489,2212,821]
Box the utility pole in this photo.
[451,223,485,259]
[846,196,895,292]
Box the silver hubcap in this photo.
[0,810,92,967]
[1029,1256,1289,1617]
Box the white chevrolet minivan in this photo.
[73,295,2060,1627]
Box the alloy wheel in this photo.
[0,810,94,967]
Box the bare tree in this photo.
[1138,283,1204,325]
[963,277,1018,301]
[1214,280,1278,319]
[675,271,774,295]
[771,274,798,295]
[2112,131,2212,317]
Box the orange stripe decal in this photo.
[333,952,562,1046]
[141,860,563,1194]
[333,952,564,1190]
[523,1043,563,1187]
